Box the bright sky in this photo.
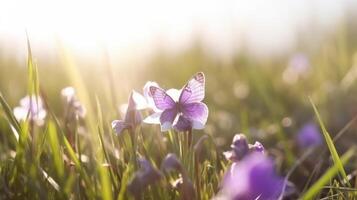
[0,0,355,61]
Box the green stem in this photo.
[129,129,137,169]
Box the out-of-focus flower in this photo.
[112,91,142,135]
[283,53,310,84]
[127,158,162,199]
[249,141,264,153]
[161,153,184,173]
[61,87,86,119]
[61,87,76,103]
[13,95,47,126]
[144,72,208,132]
[218,153,284,200]
[223,134,264,162]
[297,122,322,148]
[161,153,195,200]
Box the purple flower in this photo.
[144,72,208,132]
[161,153,183,173]
[249,141,264,153]
[297,122,322,148]
[283,53,310,84]
[218,153,284,200]
[127,158,162,199]
[224,134,264,162]
[61,87,86,119]
[127,82,161,112]
[112,91,142,135]
[142,81,161,112]
[13,95,47,126]
[288,53,310,73]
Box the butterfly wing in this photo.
[181,102,208,129]
[173,115,192,131]
[179,72,205,104]
[149,86,176,110]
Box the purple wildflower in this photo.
[297,122,322,148]
[223,134,264,162]
[112,91,142,135]
[161,153,183,173]
[249,141,264,153]
[13,95,47,126]
[283,53,310,84]
[61,87,86,119]
[142,81,161,112]
[127,158,162,199]
[288,53,310,73]
[144,72,208,132]
[218,153,284,200]
[126,83,161,112]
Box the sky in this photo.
[0,0,356,62]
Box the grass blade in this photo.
[302,148,354,200]
[26,34,40,98]
[309,97,349,183]
[96,97,114,200]
[0,92,21,134]
[48,120,64,178]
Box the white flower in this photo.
[13,95,47,126]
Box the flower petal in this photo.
[132,90,148,110]
[143,112,161,124]
[112,120,130,135]
[143,81,161,112]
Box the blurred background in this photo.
[1,0,357,157]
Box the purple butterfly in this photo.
[148,72,208,132]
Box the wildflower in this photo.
[13,95,47,126]
[161,153,196,200]
[112,91,142,135]
[223,134,264,162]
[161,153,183,172]
[61,87,86,119]
[61,87,76,103]
[142,81,161,112]
[249,141,264,153]
[283,53,310,84]
[127,158,162,199]
[297,122,322,148]
[218,153,284,200]
[145,72,208,132]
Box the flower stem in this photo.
[129,129,137,169]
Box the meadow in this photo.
[1,17,357,200]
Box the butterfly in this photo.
[149,72,208,132]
